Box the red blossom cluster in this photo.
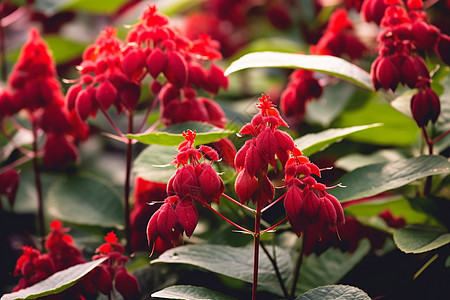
[365,0,449,127]
[279,69,323,123]
[13,221,140,299]
[0,29,86,169]
[146,130,224,254]
[283,153,344,239]
[234,94,292,206]
[66,4,229,123]
[310,9,367,60]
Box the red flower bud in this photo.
[66,83,82,111]
[122,49,146,81]
[94,264,112,295]
[400,55,429,88]
[235,169,258,204]
[436,34,450,66]
[188,62,208,88]
[173,164,198,197]
[146,48,167,79]
[157,203,181,246]
[40,105,71,135]
[75,89,95,120]
[244,142,265,176]
[164,51,188,87]
[175,199,198,237]
[204,64,229,94]
[256,127,279,159]
[411,88,441,127]
[96,80,117,110]
[302,187,321,222]
[43,134,78,169]
[361,0,389,25]
[114,266,140,299]
[284,185,304,237]
[197,163,224,204]
[119,81,141,112]
[372,56,400,91]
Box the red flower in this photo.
[0,168,19,210]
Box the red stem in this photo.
[261,217,287,234]
[421,127,433,196]
[31,122,45,251]
[124,113,133,253]
[222,193,256,213]
[196,197,252,233]
[261,192,286,213]
[252,172,264,300]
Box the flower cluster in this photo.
[146,130,224,254]
[283,153,344,238]
[310,9,367,60]
[234,94,293,206]
[130,177,170,252]
[366,0,448,127]
[93,232,140,299]
[0,29,85,169]
[13,221,140,299]
[66,4,229,123]
[279,69,323,124]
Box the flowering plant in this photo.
[1,1,449,299]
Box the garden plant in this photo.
[0,0,449,299]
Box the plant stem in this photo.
[421,127,433,196]
[124,113,133,253]
[0,9,6,82]
[222,193,256,213]
[261,217,287,234]
[289,232,306,299]
[31,121,45,251]
[260,241,289,299]
[261,192,286,213]
[252,171,264,300]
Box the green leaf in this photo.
[393,224,450,254]
[335,96,419,146]
[333,155,450,202]
[46,174,123,227]
[151,285,236,300]
[305,82,355,127]
[295,285,371,300]
[133,145,177,183]
[127,122,234,146]
[297,240,370,293]
[294,123,382,157]
[224,52,373,90]
[343,196,430,225]
[335,150,406,172]
[152,244,293,296]
[1,257,107,300]
[32,0,129,15]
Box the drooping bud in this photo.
[175,199,198,237]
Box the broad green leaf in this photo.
[335,150,406,172]
[297,240,370,293]
[305,82,355,127]
[343,196,430,225]
[335,96,418,146]
[1,257,107,300]
[394,224,450,254]
[333,155,450,202]
[294,123,382,157]
[127,122,234,146]
[295,285,371,300]
[61,0,129,13]
[231,37,305,61]
[151,285,236,300]
[32,0,129,15]
[224,52,373,90]
[153,244,293,296]
[46,174,123,227]
[133,145,177,183]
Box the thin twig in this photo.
[289,232,307,299]
[261,192,286,213]
[260,241,289,299]
[124,113,133,253]
[222,193,256,213]
[261,217,287,234]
